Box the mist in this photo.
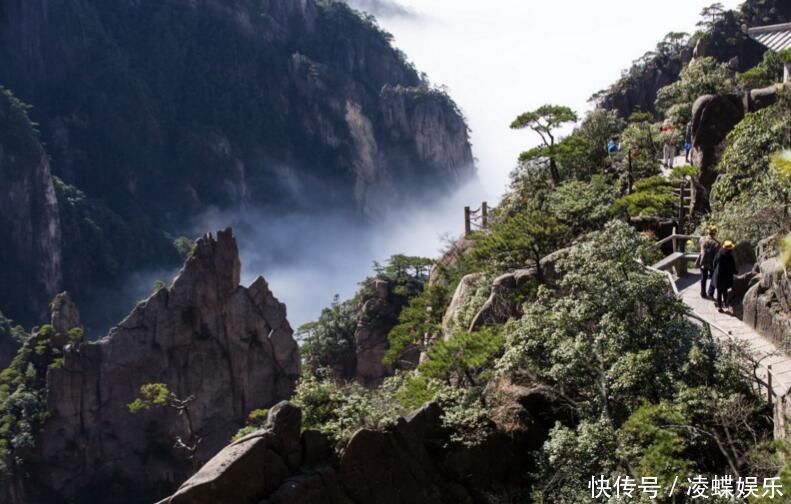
[194,178,484,329]
[94,0,748,333]
[193,0,744,329]
[367,0,742,198]
[345,0,414,18]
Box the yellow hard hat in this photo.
[723,240,735,250]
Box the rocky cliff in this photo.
[599,0,788,118]
[1,229,300,503]
[158,398,560,504]
[0,89,62,326]
[688,84,780,211]
[0,0,473,221]
[744,235,791,349]
[0,0,474,328]
[353,278,408,387]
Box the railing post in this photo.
[768,365,774,406]
[481,202,488,230]
[464,206,471,237]
[672,227,678,253]
[678,180,686,233]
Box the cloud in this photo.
[188,175,486,329]
[344,0,414,19]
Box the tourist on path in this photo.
[697,226,720,298]
[661,121,676,168]
[712,240,737,313]
[607,137,620,154]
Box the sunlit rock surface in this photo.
[4,229,300,503]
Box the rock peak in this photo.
[14,228,300,503]
[170,228,241,307]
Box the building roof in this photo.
[747,22,791,52]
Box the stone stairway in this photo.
[677,271,791,399]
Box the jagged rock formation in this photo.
[470,252,564,332]
[0,89,62,325]
[690,93,746,208]
[442,273,485,336]
[48,292,83,347]
[3,229,300,504]
[599,48,693,118]
[443,251,565,337]
[354,279,412,387]
[428,237,473,288]
[689,85,779,211]
[744,235,791,349]
[159,399,557,504]
[690,9,767,72]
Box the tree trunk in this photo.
[627,154,634,195]
[549,157,560,186]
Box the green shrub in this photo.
[389,373,442,412]
[497,221,766,502]
[0,312,24,347]
[0,325,61,473]
[668,164,698,181]
[231,408,270,441]
[613,176,675,218]
[434,385,493,448]
[713,101,791,206]
[470,210,568,275]
[385,285,449,367]
[738,48,791,89]
[291,372,399,443]
[173,236,196,259]
[656,57,737,124]
[702,176,787,246]
[419,327,504,387]
[127,383,171,413]
[298,295,357,375]
[546,176,617,235]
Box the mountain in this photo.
[0,229,301,503]
[0,89,62,326]
[598,0,790,117]
[0,0,474,327]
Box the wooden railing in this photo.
[464,202,490,236]
[641,259,789,438]
[653,228,700,252]
[674,176,695,231]
[650,229,701,276]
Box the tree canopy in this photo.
[656,57,736,124]
[511,105,579,184]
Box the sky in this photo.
[238,0,743,329]
[364,0,743,199]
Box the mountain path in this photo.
[677,271,791,399]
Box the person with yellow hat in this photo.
[697,225,720,299]
[712,239,737,313]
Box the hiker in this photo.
[661,121,675,168]
[607,137,620,154]
[684,121,693,164]
[697,225,720,298]
[712,240,737,312]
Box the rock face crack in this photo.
[10,229,300,504]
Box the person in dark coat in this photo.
[697,225,720,298]
[712,240,737,312]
